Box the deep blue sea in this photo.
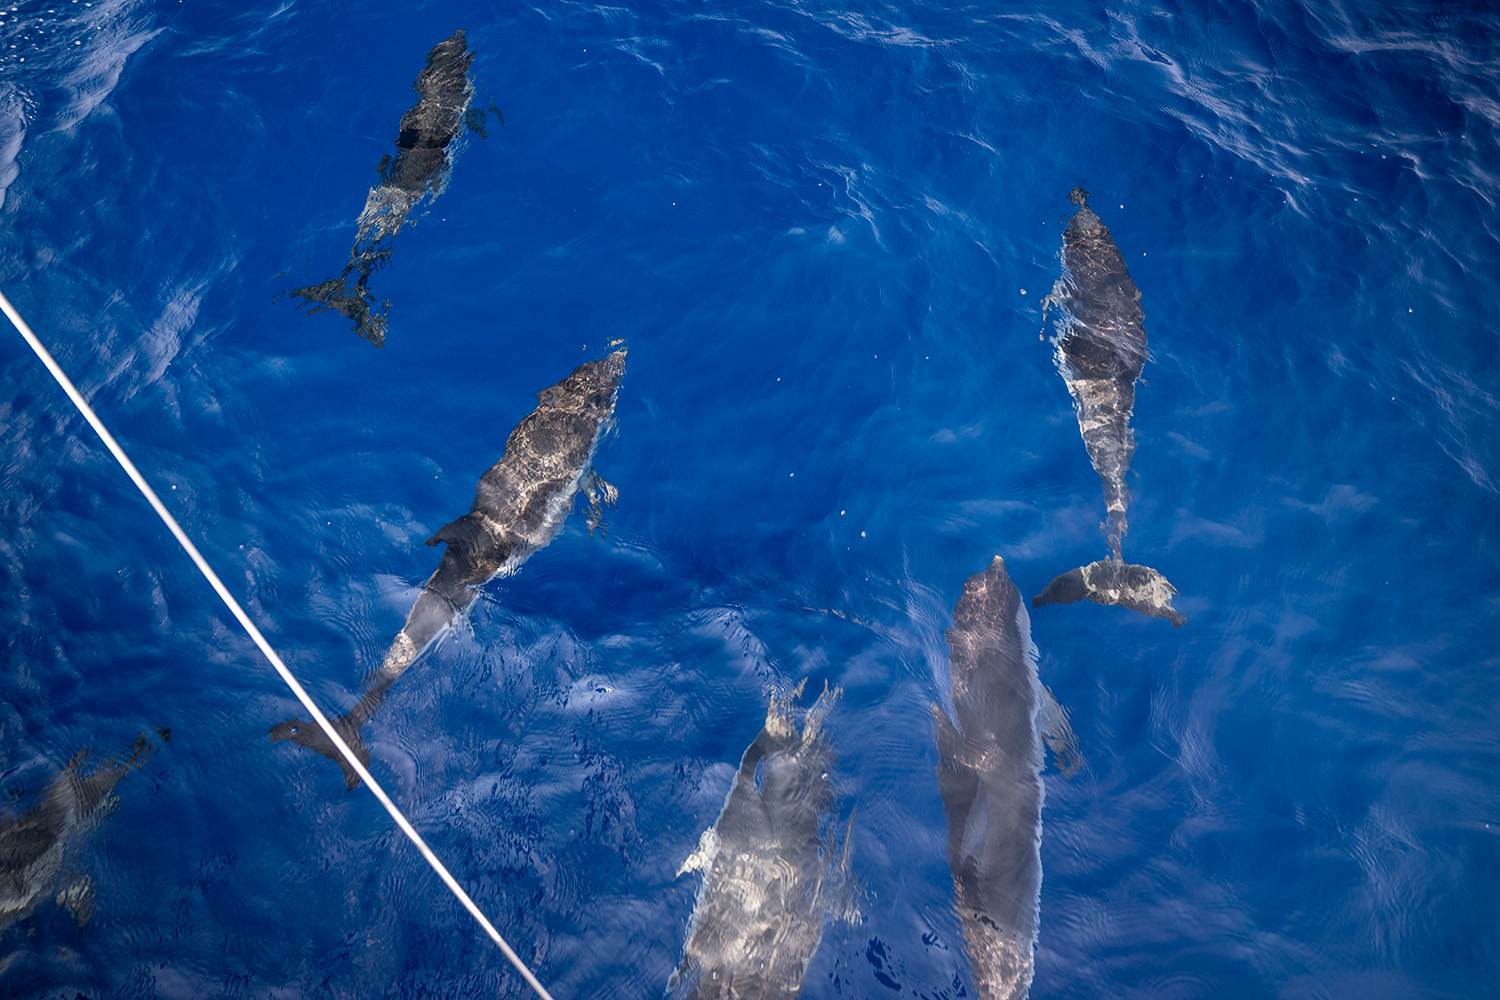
[2,1,1498,997]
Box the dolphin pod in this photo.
[0,729,168,933]
[289,29,483,347]
[667,682,854,1000]
[1035,187,1184,626]
[270,350,625,788]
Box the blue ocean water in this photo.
[1,0,1497,996]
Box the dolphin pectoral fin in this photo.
[269,715,371,790]
[1033,560,1185,627]
[825,808,862,925]
[932,704,979,817]
[57,874,95,929]
[676,827,717,878]
[463,101,505,141]
[582,468,619,540]
[932,702,959,746]
[1038,685,1084,778]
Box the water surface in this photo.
[1,1,1497,997]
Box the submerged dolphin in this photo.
[290,29,489,347]
[1035,186,1184,626]
[668,682,854,1000]
[0,729,167,932]
[271,350,626,788]
[934,557,1073,1000]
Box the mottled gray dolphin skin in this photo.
[1033,558,1184,627]
[289,30,477,347]
[933,557,1044,1000]
[0,729,167,932]
[271,350,626,788]
[667,683,854,1000]
[1035,186,1184,626]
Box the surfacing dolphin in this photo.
[290,29,492,347]
[934,557,1075,1000]
[0,729,168,933]
[1035,186,1184,626]
[270,349,626,788]
[667,682,855,1000]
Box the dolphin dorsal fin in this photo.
[425,513,480,550]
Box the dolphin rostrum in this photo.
[0,729,168,933]
[289,29,494,347]
[1035,186,1184,626]
[667,682,855,1000]
[934,556,1074,1000]
[270,349,626,788]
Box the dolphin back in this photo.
[936,557,1044,1000]
[386,30,475,193]
[669,683,853,1000]
[1054,187,1148,384]
[468,349,626,551]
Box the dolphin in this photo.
[934,556,1077,1000]
[667,682,854,1000]
[270,349,626,788]
[289,29,487,347]
[1035,186,1184,626]
[0,729,168,933]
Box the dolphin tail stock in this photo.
[1032,558,1185,627]
[268,713,371,790]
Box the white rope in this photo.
[0,288,557,1000]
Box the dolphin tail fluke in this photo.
[268,714,371,790]
[287,276,389,348]
[1032,559,1185,627]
